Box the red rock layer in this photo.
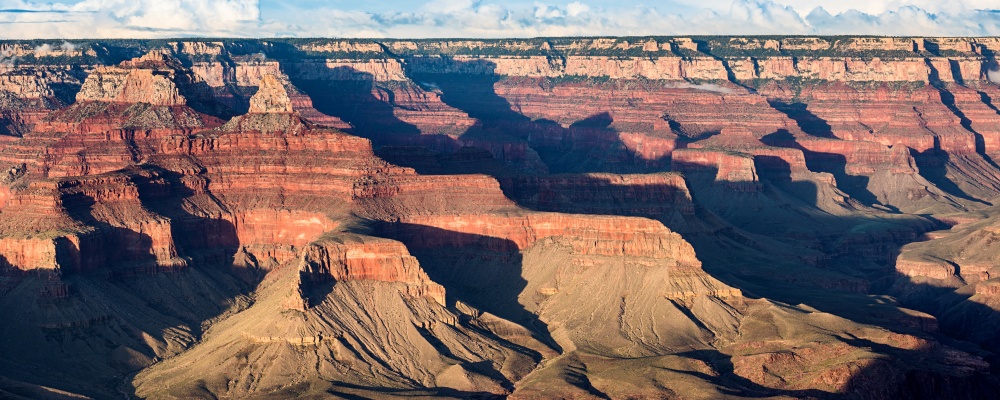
[683,126,812,178]
[671,148,761,191]
[298,236,446,304]
[0,102,217,178]
[764,82,975,154]
[794,137,919,175]
[950,83,1000,158]
[493,78,797,140]
[384,212,699,266]
[501,172,696,216]
[0,171,185,274]
[371,81,476,137]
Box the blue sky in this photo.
[0,1,999,38]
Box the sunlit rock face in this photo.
[1,38,1000,399]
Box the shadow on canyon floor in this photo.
[912,147,991,205]
[373,220,562,353]
[761,113,888,210]
[672,349,837,399]
[78,165,259,398]
[131,166,244,268]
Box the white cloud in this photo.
[988,68,1000,84]
[281,0,1000,38]
[669,0,1000,17]
[566,2,590,17]
[0,0,260,38]
[668,82,736,93]
[33,43,52,55]
[0,48,16,67]
[30,41,80,56]
[806,5,1000,36]
[422,0,475,14]
[0,0,998,38]
[534,3,565,20]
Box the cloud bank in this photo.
[988,69,1000,85]
[666,82,736,94]
[0,0,260,38]
[0,0,998,38]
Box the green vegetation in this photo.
[0,37,991,74]
[845,80,927,91]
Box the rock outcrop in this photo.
[247,74,292,114]
[75,68,184,105]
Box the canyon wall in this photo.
[0,38,999,399]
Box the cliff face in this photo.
[0,69,78,137]
[1,38,1000,399]
[402,54,982,83]
[76,67,185,105]
[246,74,293,113]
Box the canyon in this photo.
[0,36,999,399]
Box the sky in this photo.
[0,0,999,39]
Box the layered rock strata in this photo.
[0,38,998,398]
